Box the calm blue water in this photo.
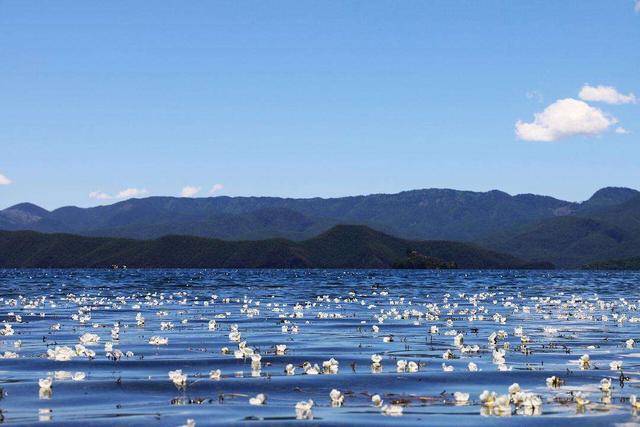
[0,269,639,426]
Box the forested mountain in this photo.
[0,225,532,269]
[3,187,640,268]
[0,188,577,241]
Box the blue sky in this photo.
[1,1,639,209]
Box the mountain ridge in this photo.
[0,224,537,269]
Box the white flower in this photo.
[72,372,86,381]
[545,376,563,387]
[508,383,521,396]
[468,362,479,372]
[371,354,382,365]
[381,404,403,416]
[454,333,464,347]
[285,364,296,375]
[149,336,168,346]
[454,392,470,403]
[210,369,221,380]
[430,325,439,334]
[371,394,383,407]
[275,344,287,355]
[442,349,454,359]
[494,394,511,415]
[208,320,217,330]
[631,395,640,409]
[574,392,589,406]
[168,369,187,390]
[180,419,196,427]
[295,399,314,420]
[330,389,344,406]
[626,339,635,349]
[39,377,53,390]
[442,363,454,372]
[47,346,76,361]
[249,393,266,405]
[0,324,14,336]
[579,354,590,369]
[480,390,497,407]
[600,378,612,392]
[609,361,623,371]
[79,333,100,345]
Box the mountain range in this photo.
[0,225,535,269]
[2,186,640,268]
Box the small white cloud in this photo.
[89,191,112,200]
[516,98,617,142]
[615,126,630,134]
[90,187,148,200]
[116,188,148,198]
[579,84,636,105]
[209,183,224,195]
[181,186,201,198]
[0,173,11,185]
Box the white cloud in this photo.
[209,183,224,194]
[636,0,640,12]
[181,186,201,197]
[615,126,630,134]
[89,187,148,200]
[579,84,636,105]
[116,188,148,198]
[0,173,11,185]
[89,191,112,200]
[516,98,617,142]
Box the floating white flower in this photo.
[79,333,100,345]
[47,346,76,361]
[381,404,403,416]
[285,364,296,375]
[574,392,589,406]
[579,354,590,370]
[330,389,344,406]
[545,376,563,388]
[454,392,470,403]
[295,399,314,420]
[600,378,612,392]
[468,362,479,372]
[631,395,640,409]
[249,393,266,405]
[371,394,383,407]
[149,336,168,346]
[454,333,464,347]
[626,338,635,349]
[275,344,287,355]
[508,383,521,396]
[609,361,623,371]
[168,369,187,390]
[210,369,221,380]
[442,363,454,372]
[38,377,53,390]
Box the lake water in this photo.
[1,269,639,426]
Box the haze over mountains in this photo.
[2,186,640,268]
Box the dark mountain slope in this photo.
[0,188,577,241]
[0,225,533,269]
[482,195,640,267]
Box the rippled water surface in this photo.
[1,269,640,426]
